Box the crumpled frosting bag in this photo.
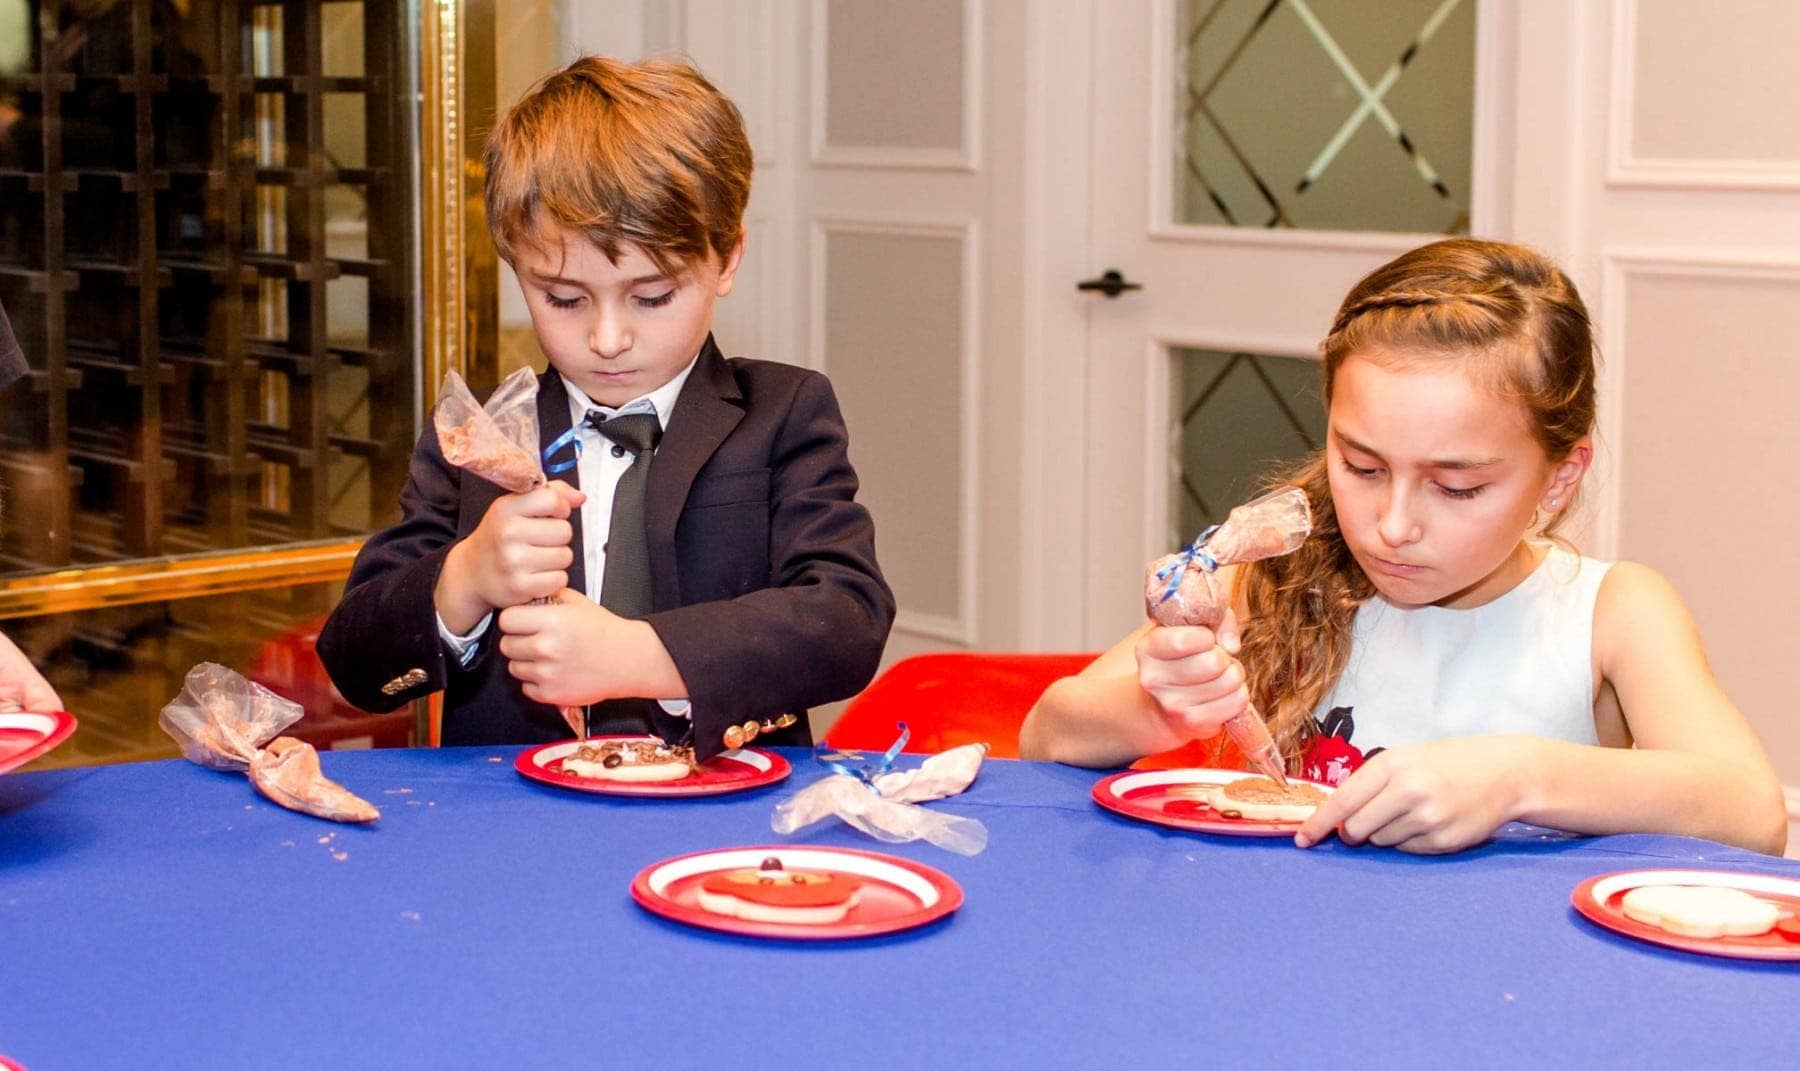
[250,738,380,823]
[771,743,989,855]
[159,662,302,770]
[433,366,546,494]
[159,663,380,824]
[1146,486,1312,627]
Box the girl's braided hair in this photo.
[1234,238,1598,768]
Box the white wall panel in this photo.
[1610,253,1800,784]
[814,221,977,641]
[811,0,980,169]
[1610,0,1800,187]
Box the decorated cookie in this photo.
[1201,776,1327,822]
[695,856,865,924]
[561,739,695,783]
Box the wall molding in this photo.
[1018,0,1095,651]
[808,0,983,172]
[1597,246,1800,559]
[809,215,982,646]
[741,214,777,359]
[1605,0,1800,191]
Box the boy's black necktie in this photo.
[589,410,662,618]
[583,409,676,739]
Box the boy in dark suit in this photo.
[318,57,894,759]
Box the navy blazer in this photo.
[317,337,895,759]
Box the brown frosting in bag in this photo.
[249,737,381,824]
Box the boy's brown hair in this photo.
[483,55,753,275]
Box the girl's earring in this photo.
[1548,498,1561,509]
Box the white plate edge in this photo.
[646,848,940,907]
[0,712,56,736]
[1107,767,1333,799]
[1589,868,1800,904]
[531,739,773,773]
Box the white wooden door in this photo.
[564,0,1034,678]
[1058,0,1495,647]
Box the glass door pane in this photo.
[1174,0,1476,233]
[1170,347,1324,547]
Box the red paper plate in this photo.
[515,736,790,797]
[0,1055,25,1071]
[1571,868,1800,961]
[1092,767,1332,837]
[630,845,963,940]
[0,710,77,775]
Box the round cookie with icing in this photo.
[696,857,865,924]
[1620,884,1780,939]
[1203,776,1328,822]
[560,739,694,783]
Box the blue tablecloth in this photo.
[1,747,1795,1069]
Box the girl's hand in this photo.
[436,481,585,631]
[497,589,624,707]
[1134,606,1248,746]
[1295,736,1534,854]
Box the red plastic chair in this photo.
[825,652,1098,758]
[245,615,416,750]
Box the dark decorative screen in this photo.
[0,0,420,764]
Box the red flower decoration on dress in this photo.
[1300,706,1370,787]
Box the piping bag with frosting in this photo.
[1144,487,1312,785]
[433,368,585,740]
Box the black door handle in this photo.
[1076,269,1143,298]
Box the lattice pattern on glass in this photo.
[1174,0,1475,234]
[1170,347,1325,547]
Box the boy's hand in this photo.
[1295,736,1532,854]
[498,590,620,706]
[1134,606,1248,745]
[435,482,585,633]
[497,590,686,707]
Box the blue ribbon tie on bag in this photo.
[1155,523,1221,605]
[815,722,910,792]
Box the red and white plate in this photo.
[630,845,963,940]
[0,710,77,775]
[515,735,791,797]
[1571,868,1800,961]
[1092,767,1332,837]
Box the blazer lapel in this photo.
[646,336,744,610]
[535,370,588,597]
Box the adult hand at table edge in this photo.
[0,629,63,713]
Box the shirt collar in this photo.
[559,352,699,433]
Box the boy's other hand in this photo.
[498,589,618,706]
[497,589,686,707]
[1135,612,1247,745]
[435,481,586,632]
